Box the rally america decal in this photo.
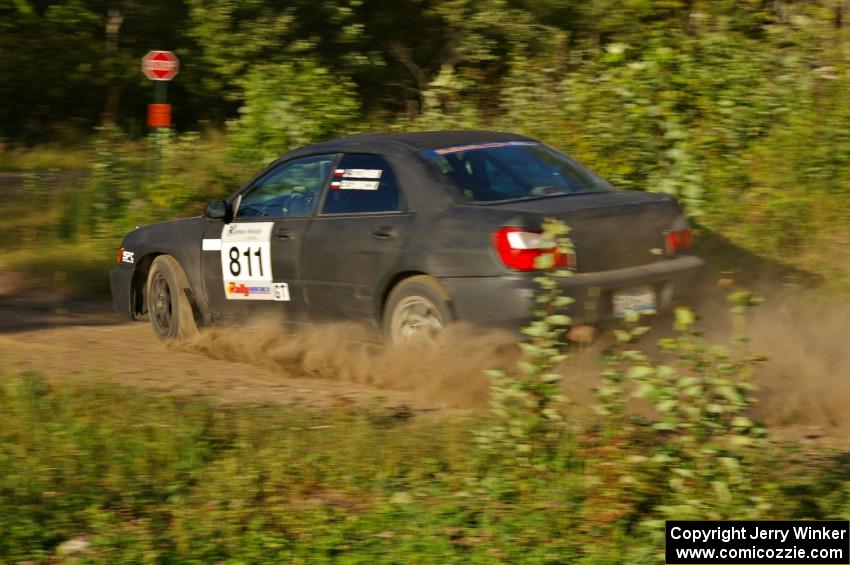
[218,222,289,301]
[227,282,273,298]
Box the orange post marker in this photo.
[147,103,172,128]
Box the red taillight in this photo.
[116,246,125,264]
[665,228,693,255]
[492,228,572,271]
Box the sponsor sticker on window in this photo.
[334,168,383,179]
[330,180,380,191]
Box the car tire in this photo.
[383,275,453,345]
[146,255,199,341]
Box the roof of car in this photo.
[294,130,536,154]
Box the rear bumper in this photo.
[439,255,705,330]
[110,266,134,319]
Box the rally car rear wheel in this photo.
[146,255,198,341]
[384,276,452,345]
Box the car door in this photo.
[300,153,413,320]
[201,153,338,322]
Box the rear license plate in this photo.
[612,285,656,318]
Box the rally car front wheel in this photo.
[383,276,452,345]
[146,255,198,341]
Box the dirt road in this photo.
[0,316,437,410]
[2,269,849,447]
[0,272,455,411]
[0,270,514,414]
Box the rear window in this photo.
[321,154,401,214]
[421,141,608,203]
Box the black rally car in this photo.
[110,131,703,343]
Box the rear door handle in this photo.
[372,226,395,240]
[274,227,294,240]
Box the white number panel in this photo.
[220,222,275,301]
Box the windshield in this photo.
[421,141,609,203]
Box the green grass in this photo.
[0,372,848,563]
[0,145,91,172]
[0,243,114,300]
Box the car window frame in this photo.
[315,152,409,217]
[230,153,343,221]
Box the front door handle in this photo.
[372,226,395,240]
[274,227,294,240]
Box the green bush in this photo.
[228,59,361,166]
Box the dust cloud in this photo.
[746,290,850,433]
[676,280,850,438]
[170,286,850,439]
[171,318,519,409]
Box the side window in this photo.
[482,157,526,197]
[237,154,337,218]
[321,154,401,214]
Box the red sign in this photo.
[142,51,179,81]
[147,103,172,127]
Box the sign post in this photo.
[141,50,179,128]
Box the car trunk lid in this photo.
[491,191,682,273]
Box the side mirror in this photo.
[204,200,229,220]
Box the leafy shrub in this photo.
[476,219,575,472]
[228,59,360,165]
[476,220,781,560]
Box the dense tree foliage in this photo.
[2,0,849,284]
[3,0,845,140]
